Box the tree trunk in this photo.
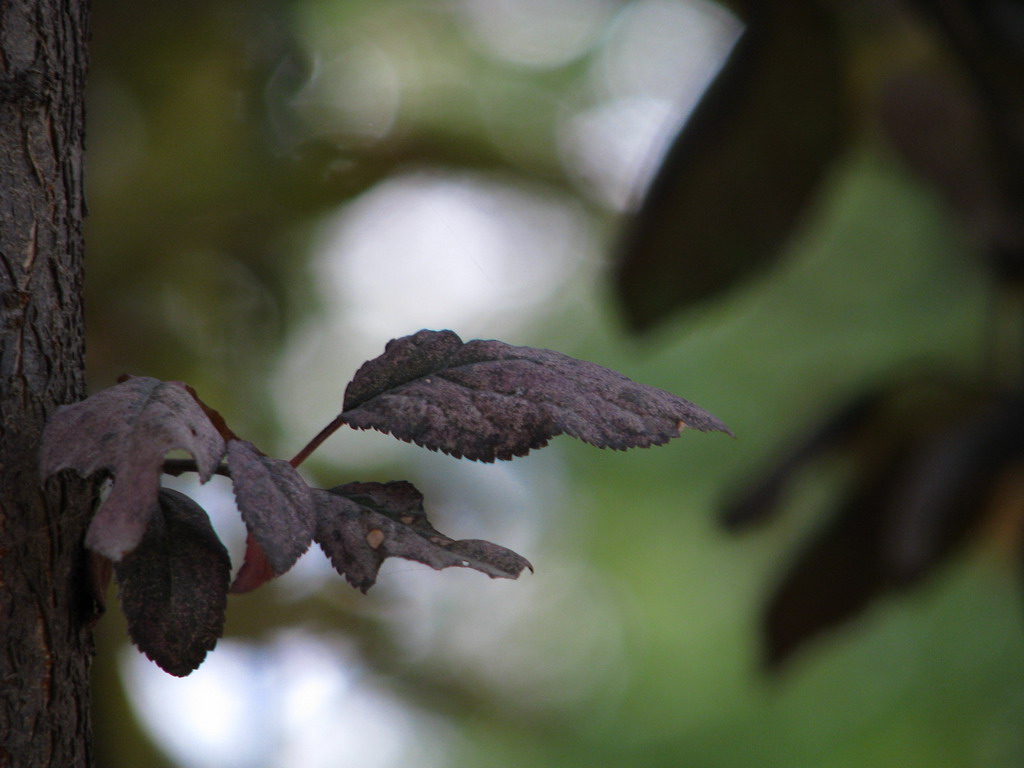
[0,1,94,766]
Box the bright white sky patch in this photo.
[318,172,591,340]
[455,0,615,69]
[560,0,741,209]
[561,95,682,211]
[122,634,452,768]
[596,0,740,102]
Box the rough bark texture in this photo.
[0,1,94,766]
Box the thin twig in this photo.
[290,413,347,467]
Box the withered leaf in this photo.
[313,480,532,592]
[341,329,730,461]
[40,377,226,560]
[114,488,230,677]
[226,439,316,592]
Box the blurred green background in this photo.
[84,1,1024,766]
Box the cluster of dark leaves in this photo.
[722,378,1024,668]
[614,1,1024,669]
[615,0,1024,329]
[40,329,728,676]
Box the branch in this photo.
[290,413,346,468]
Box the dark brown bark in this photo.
[0,1,94,766]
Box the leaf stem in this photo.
[290,413,347,467]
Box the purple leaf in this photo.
[114,488,230,677]
[226,439,316,592]
[313,480,532,592]
[40,377,226,560]
[341,330,730,461]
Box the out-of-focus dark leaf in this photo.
[226,439,316,592]
[314,481,532,593]
[341,329,730,462]
[883,398,1024,583]
[745,379,1011,668]
[877,68,1001,241]
[614,5,847,330]
[901,0,1024,281]
[114,489,231,677]
[721,388,883,530]
[39,376,226,560]
[906,0,1024,93]
[762,472,892,670]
